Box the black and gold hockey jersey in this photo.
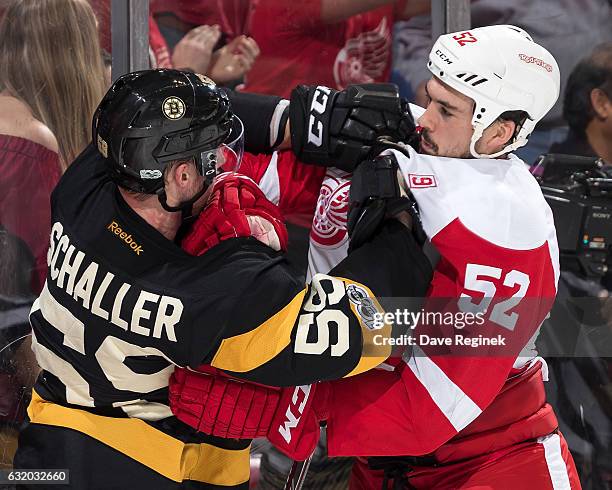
[16,144,431,489]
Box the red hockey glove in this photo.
[169,365,282,439]
[182,173,288,254]
[169,367,330,461]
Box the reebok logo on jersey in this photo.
[408,174,437,189]
[107,221,144,255]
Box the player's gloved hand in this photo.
[347,154,426,251]
[289,83,418,172]
[169,366,330,461]
[182,173,288,254]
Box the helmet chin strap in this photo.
[469,125,528,159]
[157,182,209,221]
[157,155,219,221]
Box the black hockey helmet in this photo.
[93,69,243,195]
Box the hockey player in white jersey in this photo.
[305,24,580,490]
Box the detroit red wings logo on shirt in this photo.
[333,17,391,89]
[311,176,350,247]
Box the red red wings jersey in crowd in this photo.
[149,15,173,68]
[243,0,400,97]
[89,1,172,69]
[239,138,560,458]
[150,0,254,40]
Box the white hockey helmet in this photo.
[428,25,560,158]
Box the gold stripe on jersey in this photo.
[211,288,307,372]
[27,391,250,486]
[337,277,393,378]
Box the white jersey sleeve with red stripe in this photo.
[307,146,560,456]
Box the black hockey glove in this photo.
[289,83,418,172]
[347,154,426,252]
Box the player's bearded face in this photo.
[418,77,476,158]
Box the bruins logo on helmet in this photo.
[162,96,185,120]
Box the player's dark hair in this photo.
[564,42,612,135]
[497,110,529,145]
[471,98,529,147]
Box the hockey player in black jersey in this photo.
[13,69,431,489]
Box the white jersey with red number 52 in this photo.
[390,144,559,365]
[308,144,559,457]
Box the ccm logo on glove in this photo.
[278,385,312,443]
[307,86,332,146]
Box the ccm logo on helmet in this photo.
[278,385,311,443]
[408,174,437,189]
[435,49,453,65]
[518,54,553,72]
[307,86,332,147]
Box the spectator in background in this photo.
[0,2,105,467]
[243,0,431,97]
[91,0,260,85]
[0,0,106,294]
[151,0,254,48]
[394,0,612,165]
[0,227,39,470]
[550,42,612,164]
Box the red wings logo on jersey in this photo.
[311,177,350,247]
[333,17,391,89]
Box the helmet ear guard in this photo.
[428,25,560,159]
